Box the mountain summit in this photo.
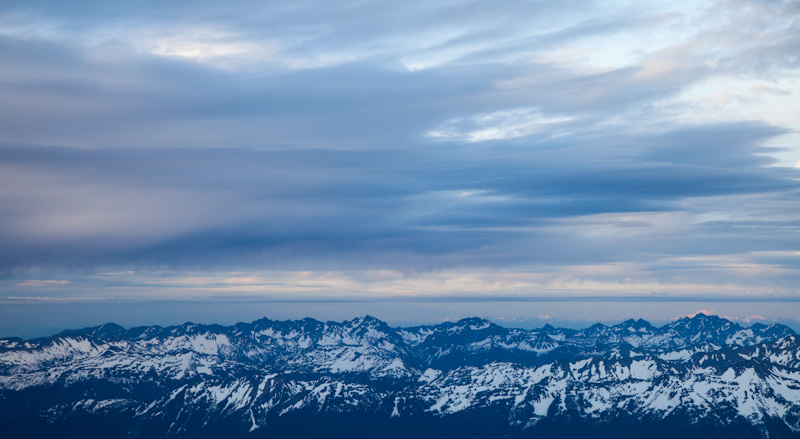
[1,316,799,438]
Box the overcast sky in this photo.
[1,0,799,335]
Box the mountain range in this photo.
[2,313,799,438]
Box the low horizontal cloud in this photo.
[0,121,796,279]
[15,280,71,287]
[728,315,767,323]
[427,108,574,142]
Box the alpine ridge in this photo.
[1,314,799,438]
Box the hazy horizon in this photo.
[2,298,799,340]
[2,0,799,335]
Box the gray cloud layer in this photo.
[1,0,799,297]
[2,123,797,277]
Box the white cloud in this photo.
[427,108,573,142]
[15,280,71,287]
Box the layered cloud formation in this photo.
[1,0,799,303]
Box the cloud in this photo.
[724,314,766,323]
[427,108,574,142]
[15,280,71,287]
[0,116,798,285]
[0,0,798,304]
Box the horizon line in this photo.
[4,295,800,304]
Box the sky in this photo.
[1,0,800,337]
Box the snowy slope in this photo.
[1,314,799,438]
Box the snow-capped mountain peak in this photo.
[1,315,798,438]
